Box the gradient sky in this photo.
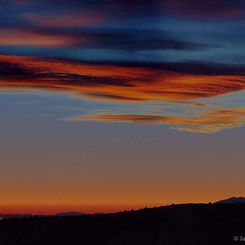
[0,0,245,214]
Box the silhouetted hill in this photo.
[0,203,245,245]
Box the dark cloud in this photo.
[57,74,132,87]
[0,0,243,62]
[0,61,132,87]
[161,0,245,18]
[145,62,245,76]
[51,28,210,51]
[72,29,211,51]
[10,0,245,19]
[0,55,245,104]
[2,56,245,83]
[0,23,212,51]
[0,61,37,79]
[79,61,245,76]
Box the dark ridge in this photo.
[0,203,245,245]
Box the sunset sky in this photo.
[0,0,245,214]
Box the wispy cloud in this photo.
[68,107,245,133]
[0,54,245,101]
[1,54,245,133]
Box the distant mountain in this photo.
[215,197,245,204]
[55,211,86,217]
[0,214,33,220]
[0,211,85,220]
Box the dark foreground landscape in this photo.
[1,203,245,245]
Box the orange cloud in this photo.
[0,54,245,102]
[1,54,245,133]
[68,107,245,133]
